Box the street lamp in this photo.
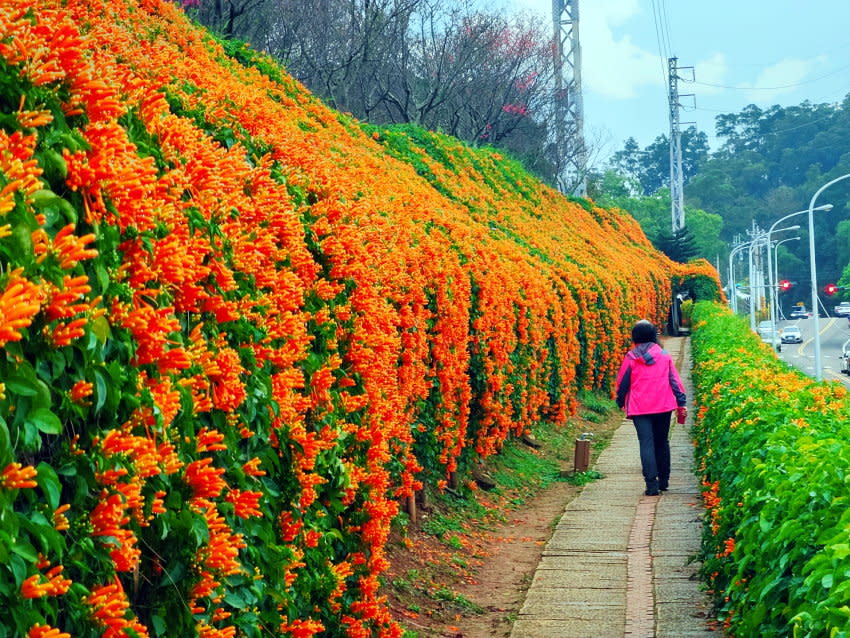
[762,205,833,361]
[774,236,800,320]
[765,224,800,348]
[810,174,850,381]
[728,240,754,315]
[748,237,764,331]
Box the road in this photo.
[775,315,850,386]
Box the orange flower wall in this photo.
[0,1,720,636]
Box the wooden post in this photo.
[416,485,428,509]
[405,493,417,524]
[448,470,458,490]
[574,438,591,473]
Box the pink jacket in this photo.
[615,342,686,417]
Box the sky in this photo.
[503,0,850,166]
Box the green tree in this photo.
[656,225,699,263]
[685,207,725,264]
[836,219,850,274]
[609,127,709,196]
[594,184,723,266]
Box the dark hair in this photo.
[631,320,657,344]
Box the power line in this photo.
[691,96,846,114]
[658,0,674,58]
[650,0,670,84]
[687,60,850,91]
[689,107,837,137]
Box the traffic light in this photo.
[779,279,792,292]
[825,283,839,296]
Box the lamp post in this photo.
[774,236,800,321]
[748,235,766,332]
[728,241,754,315]
[809,174,850,381]
[765,224,801,349]
[762,205,833,358]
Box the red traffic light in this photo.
[779,279,792,291]
[825,283,839,296]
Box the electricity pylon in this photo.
[552,0,586,197]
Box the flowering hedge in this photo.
[691,302,850,635]
[0,1,719,636]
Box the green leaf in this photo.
[27,408,62,435]
[18,513,65,558]
[11,540,38,563]
[9,554,26,586]
[823,573,835,589]
[36,463,61,510]
[151,615,167,637]
[93,366,108,413]
[90,315,110,344]
[191,515,210,545]
[95,264,110,291]
[6,365,51,408]
[9,224,33,259]
[21,421,41,452]
[30,189,63,209]
[160,560,186,587]
[224,590,247,609]
[0,418,10,464]
[5,375,39,397]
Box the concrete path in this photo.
[510,337,716,638]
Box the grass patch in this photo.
[421,512,466,539]
[577,389,617,415]
[432,587,484,613]
[562,469,605,486]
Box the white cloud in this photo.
[581,1,664,99]
[693,53,727,96]
[503,0,664,98]
[741,56,827,102]
[593,0,641,27]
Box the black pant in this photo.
[632,412,672,491]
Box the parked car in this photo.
[760,328,782,352]
[780,325,802,344]
[757,320,773,337]
[841,341,850,375]
[789,307,809,319]
[835,301,850,317]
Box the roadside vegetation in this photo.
[691,302,850,634]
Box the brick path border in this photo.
[625,494,658,637]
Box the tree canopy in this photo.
[189,0,572,186]
[603,96,850,303]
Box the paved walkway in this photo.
[510,337,716,638]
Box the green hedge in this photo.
[691,302,850,636]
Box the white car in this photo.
[780,325,802,344]
[760,328,782,352]
[789,307,809,319]
[835,302,850,317]
[757,320,773,337]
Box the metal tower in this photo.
[552,0,586,197]
[668,57,685,232]
[668,57,694,232]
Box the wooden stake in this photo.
[405,493,417,524]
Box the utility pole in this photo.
[668,57,693,232]
[552,0,586,197]
[746,222,767,331]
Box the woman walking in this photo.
[615,320,687,496]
